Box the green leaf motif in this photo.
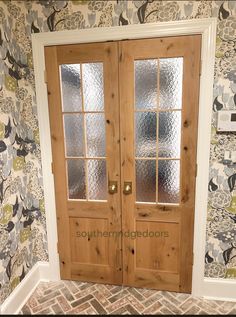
[20,227,31,243]
[0,204,13,225]
[5,75,17,92]
[225,268,236,278]
[13,157,25,171]
[0,121,5,139]
[33,128,40,144]
[10,277,20,290]
[39,199,45,213]
[27,53,33,69]
[71,0,89,5]
[226,195,236,214]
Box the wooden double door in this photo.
[45,35,201,293]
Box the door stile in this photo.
[45,46,71,279]
[119,41,136,286]
[179,35,201,292]
[103,42,123,283]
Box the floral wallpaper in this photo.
[0,0,235,304]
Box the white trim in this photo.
[0,262,50,315]
[30,18,236,301]
[202,278,236,302]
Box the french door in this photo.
[45,35,201,292]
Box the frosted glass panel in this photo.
[159,58,183,109]
[82,63,104,111]
[88,160,106,200]
[60,64,82,112]
[64,114,84,157]
[158,111,181,158]
[136,160,156,202]
[158,160,180,203]
[86,113,106,157]
[135,112,156,157]
[135,60,158,110]
[67,159,86,200]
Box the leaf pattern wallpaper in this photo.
[0,0,235,304]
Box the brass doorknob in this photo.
[108,181,118,194]
[123,182,132,195]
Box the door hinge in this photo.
[199,60,202,77]
[192,252,194,265]
[44,70,47,84]
[195,163,198,178]
[57,242,59,253]
[51,162,54,174]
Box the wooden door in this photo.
[119,35,201,292]
[45,35,201,292]
[45,42,122,284]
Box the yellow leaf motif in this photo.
[0,121,5,139]
[215,51,224,58]
[226,196,236,214]
[33,128,40,144]
[0,204,13,225]
[10,277,20,291]
[27,53,33,69]
[71,0,88,4]
[20,227,31,243]
[225,268,236,278]
[39,199,45,213]
[5,75,17,92]
[13,157,25,171]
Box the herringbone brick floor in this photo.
[20,280,236,315]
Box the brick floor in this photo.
[20,280,236,315]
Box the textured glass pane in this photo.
[88,160,106,200]
[159,58,183,109]
[135,112,156,157]
[158,160,180,203]
[82,63,104,111]
[64,114,84,157]
[136,160,156,202]
[86,114,106,157]
[60,64,82,112]
[158,111,181,158]
[67,159,86,199]
[135,60,158,110]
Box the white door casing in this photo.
[32,19,217,297]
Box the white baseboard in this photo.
[202,278,236,302]
[0,261,50,315]
[1,262,236,314]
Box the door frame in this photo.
[32,18,217,297]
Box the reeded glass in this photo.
[82,63,104,111]
[135,60,158,110]
[158,160,180,203]
[158,111,181,158]
[60,64,82,112]
[67,159,86,199]
[87,159,106,200]
[135,112,156,157]
[63,114,84,157]
[136,160,156,202]
[85,113,106,157]
[159,58,183,109]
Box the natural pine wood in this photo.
[45,35,201,292]
[179,35,201,293]
[45,47,71,279]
